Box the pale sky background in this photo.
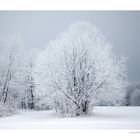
[0,11,140,82]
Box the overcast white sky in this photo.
[0,11,140,82]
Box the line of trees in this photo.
[125,81,140,106]
[1,21,139,118]
[0,36,44,117]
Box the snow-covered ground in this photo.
[0,107,140,129]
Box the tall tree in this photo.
[0,39,18,104]
[34,21,128,117]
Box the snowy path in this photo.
[0,107,140,129]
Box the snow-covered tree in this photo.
[0,36,23,116]
[0,38,20,105]
[0,36,39,111]
[14,47,39,110]
[34,21,128,117]
[21,49,39,109]
[125,81,140,106]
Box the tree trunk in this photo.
[76,101,89,116]
[3,87,9,103]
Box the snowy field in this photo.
[0,107,140,129]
